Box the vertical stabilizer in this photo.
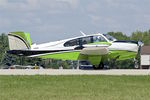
[8,32,31,50]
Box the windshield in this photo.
[103,34,116,41]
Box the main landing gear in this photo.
[93,62,104,69]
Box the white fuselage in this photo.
[31,33,139,52]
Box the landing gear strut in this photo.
[93,62,104,69]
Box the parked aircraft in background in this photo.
[7,31,143,69]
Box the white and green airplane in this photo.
[7,31,143,69]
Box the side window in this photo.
[64,39,79,47]
[93,36,106,42]
[82,37,92,44]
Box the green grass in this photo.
[0,75,150,100]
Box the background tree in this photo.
[0,33,9,66]
[131,30,150,45]
[107,32,130,40]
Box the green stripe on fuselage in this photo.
[88,42,112,46]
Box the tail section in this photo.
[8,32,31,50]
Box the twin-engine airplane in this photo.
[7,32,143,69]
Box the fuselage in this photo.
[31,33,139,53]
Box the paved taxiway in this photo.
[0,69,150,75]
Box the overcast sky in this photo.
[0,0,150,43]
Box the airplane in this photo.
[7,31,143,69]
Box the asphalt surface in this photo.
[0,69,150,75]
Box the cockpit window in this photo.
[103,34,116,41]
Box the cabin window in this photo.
[64,37,92,47]
[64,39,79,47]
[82,36,92,44]
[93,36,106,42]
[64,36,107,47]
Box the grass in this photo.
[0,75,150,100]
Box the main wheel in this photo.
[93,65,98,69]
[99,62,104,69]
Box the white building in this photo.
[141,46,150,69]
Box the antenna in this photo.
[80,31,86,36]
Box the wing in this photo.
[7,46,109,66]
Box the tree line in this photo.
[0,30,150,69]
[108,30,150,45]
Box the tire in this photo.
[93,65,98,70]
[99,62,104,69]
